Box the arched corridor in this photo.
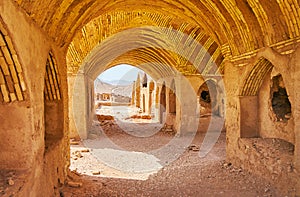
[0,0,300,196]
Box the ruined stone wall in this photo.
[258,71,294,144]
[289,46,300,192]
[0,1,69,196]
[225,45,300,194]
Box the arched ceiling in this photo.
[13,0,300,77]
[67,11,224,77]
[14,0,300,51]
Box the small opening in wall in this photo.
[270,74,291,122]
[200,91,210,103]
[142,73,148,88]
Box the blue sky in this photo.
[98,64,141,82]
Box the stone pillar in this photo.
[131,81,135,106]
[148,81,154,115]
[71,72,88,139]
[86,76,95,135]
[155,86,159,106]
[135,74,141,108]
[224,61,241,161]
[175,74,197,135]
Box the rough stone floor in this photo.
[60,115,285,197]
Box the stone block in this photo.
[1,46,13,65]
[5,75,14,93]
[0,71,5,84]
[1,84,9,102]
[0,56,10,75]
[12,54,22,73]
[5,36,16,54]
[9,64,18,83]
[0,35,6,46]
[14,83,23,101]
[9,92,16,102]
[18,74,26,91]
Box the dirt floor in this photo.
[60,112,285,197]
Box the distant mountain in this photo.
[100,79,133,86]
[112,85,133,97]
[94,78,115,94]
[94,78,133,97]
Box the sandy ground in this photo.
[61,107,283,197]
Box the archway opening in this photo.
[197,80,218,117]
[94,64,157,122]
[70,64,175,180]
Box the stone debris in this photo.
[70,141,79,145]
[160,124,176,135]
[187,144,200,151]
[223,162,232,168]
[74,151,83,158]
[7,178,14,186]
[92,171,101,175]
[81,149,90,153]
[129,114,152,119]
[67,181,82,188]
[67,170,81,181]
[265,188,270,193]
[97,114,114,121]
[100,121,110,126]
[71,170,81,177]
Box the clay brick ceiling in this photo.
[14,0,300,77]
[67,12,225,78]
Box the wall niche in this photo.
[270,74,291,122]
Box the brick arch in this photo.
[44,51,62,101]
[44,51,63,152]
[197,79,218,115]
[239,57,274,138]
[240,58,273,96]
[0,21,26,102]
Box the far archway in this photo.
[197,79,219,117]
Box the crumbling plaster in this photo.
[0,1,69,196]
[225,46,300,194]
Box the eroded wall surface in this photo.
[0,1,69,196]
[225,45,300,194]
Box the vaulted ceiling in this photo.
[13,0,300,77]
[67,12,225,78]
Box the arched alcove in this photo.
[240,57,294,144]
[197,79,218,116]
[44,52,63,153]
[239,58,273,138]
